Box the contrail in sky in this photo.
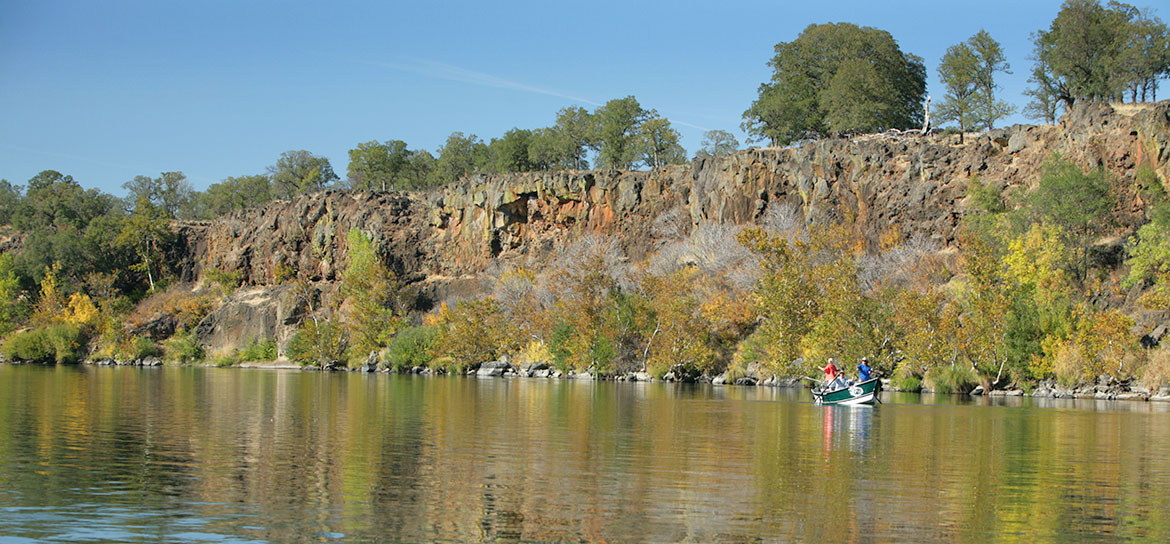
[363,58,712,132]
[362,58,603,107]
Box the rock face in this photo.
[193,284,316,357]
[180,102,1170,351]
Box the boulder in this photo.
[194,284,308,358]
[477,356,514,377]
[360,351,378,373]
[734,376,758,386]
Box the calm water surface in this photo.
[2,365,1170,542]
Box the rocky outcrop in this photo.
[179,101,1170,352]
[192,283,328,357]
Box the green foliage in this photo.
[268,150,339,198]
[0,253,26,336]
[891,366,924,392]
[384,325,438,371]
[239,338,278,362]
[528,106,593,170]
[936,30,1014,134]
[189,175,272,219]
[2,323,88,364]
[967,178,1006,213]
[205,267,242,292]
[486,128,541,173]
[635,114,686,168]
[128,336,162,360]
[1031,158,1114,283]
[287,319,349,368]
[743,22,926,145]
[694,130,740,160]
[738,225,866,377]
[0,179,21,225]
[342,229,404,361]
[925,364,980,394]
[9,170,132,295]
[548,321,575,372]
[116,198,175,292]
[1125,166,1170,303]
[122,171,193,219]
[594,97,648,169]
[346,140,434,191]
[1028,0,1170,120]
[431,298,510,370]
[162,329,204,364]
[427,132,489,185]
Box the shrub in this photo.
[163,329,204,365]
[925,364,979,394]
[205,267,243,293]
[238,338,278,362]
[128,336,162,360]
[127,286,218,331]
[723,363,749,383]
[287,319,349,368]
[891,365,923,392]
[383,325,438,371]
[1139,349,1170,390]
[213,352,240,368]
[2,323,88,364]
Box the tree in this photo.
[0,252,26,336]
[122,171,193,218]
[346,139,427,191]
[543,105,594,170]
[1030,158,1114,284]
[937,31,1015,138]
[191,174,273,218]
[635,113,686,169]
[486,128,537,173]
[968,30,1015,130]
[268,150,339,198]
[743,22,926,145]
[431,298,510,369]
[13,171,114,232]
[341,229,403,361]
[115,197,173,292]
[594,96,648,169]
[694,130,740,159]
[1027,0,1170,119]
[10,171,125,291]
[0,180,21,225]
[426,132,489,185]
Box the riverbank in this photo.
[45,354,1170,403]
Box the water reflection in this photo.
[1,365,1170,542]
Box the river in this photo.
[2,365,1169,542]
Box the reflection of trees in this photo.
[3,367,1170,541]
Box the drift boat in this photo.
[812,378,882,405]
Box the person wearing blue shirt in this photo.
[857,357,872,381]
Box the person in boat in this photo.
[857,357,872,382]
[820,358,847,389]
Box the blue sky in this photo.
[0,0,1112,195]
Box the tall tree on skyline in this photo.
[594,96,648,170]
[743,22,926,145]
[268,150,339,198]
[937,31,1015,139]
[1027,0,1169,120]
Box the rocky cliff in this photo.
[181,101,1170,356]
